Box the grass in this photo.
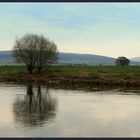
[0,65,140,87]
[0,66,25,73]
[0,65,140,79]
[49,65,140,80]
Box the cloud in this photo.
[0,3,140,57]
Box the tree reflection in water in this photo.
[13,84,57,127]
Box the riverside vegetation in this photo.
[0,65,140,88]
[1,33,138,88]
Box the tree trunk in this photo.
[27,66,33,74]
[37,67,42,74]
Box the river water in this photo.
[0,83,140,137]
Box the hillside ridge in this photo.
[0,50,139,66]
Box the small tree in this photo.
[13,34,58,74]
[115,56,130,66]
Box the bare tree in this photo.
[35,36,58,74]
[13,34,39,74]
[13,34,58,74]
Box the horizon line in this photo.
[0,49,138,59]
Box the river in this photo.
[0,83,140,137]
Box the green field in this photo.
[51,66,140,80]
[0,65,140,80]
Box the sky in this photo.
[0,3,140,58]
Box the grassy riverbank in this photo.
[0,65,140,87]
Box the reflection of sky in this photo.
[1,85,140,136]
[48,89,140,137]
[0,3,140,57]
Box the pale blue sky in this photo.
[0,3,140,58]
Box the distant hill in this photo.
[0,51,139,66]
[59,52,116,65]
[130,57,140,62]
[0,51,16,65]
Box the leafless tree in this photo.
[13,34,58,74]
[35,36,58,74]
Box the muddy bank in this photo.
[0,73,140,89]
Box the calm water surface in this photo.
[0,83,140,137]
